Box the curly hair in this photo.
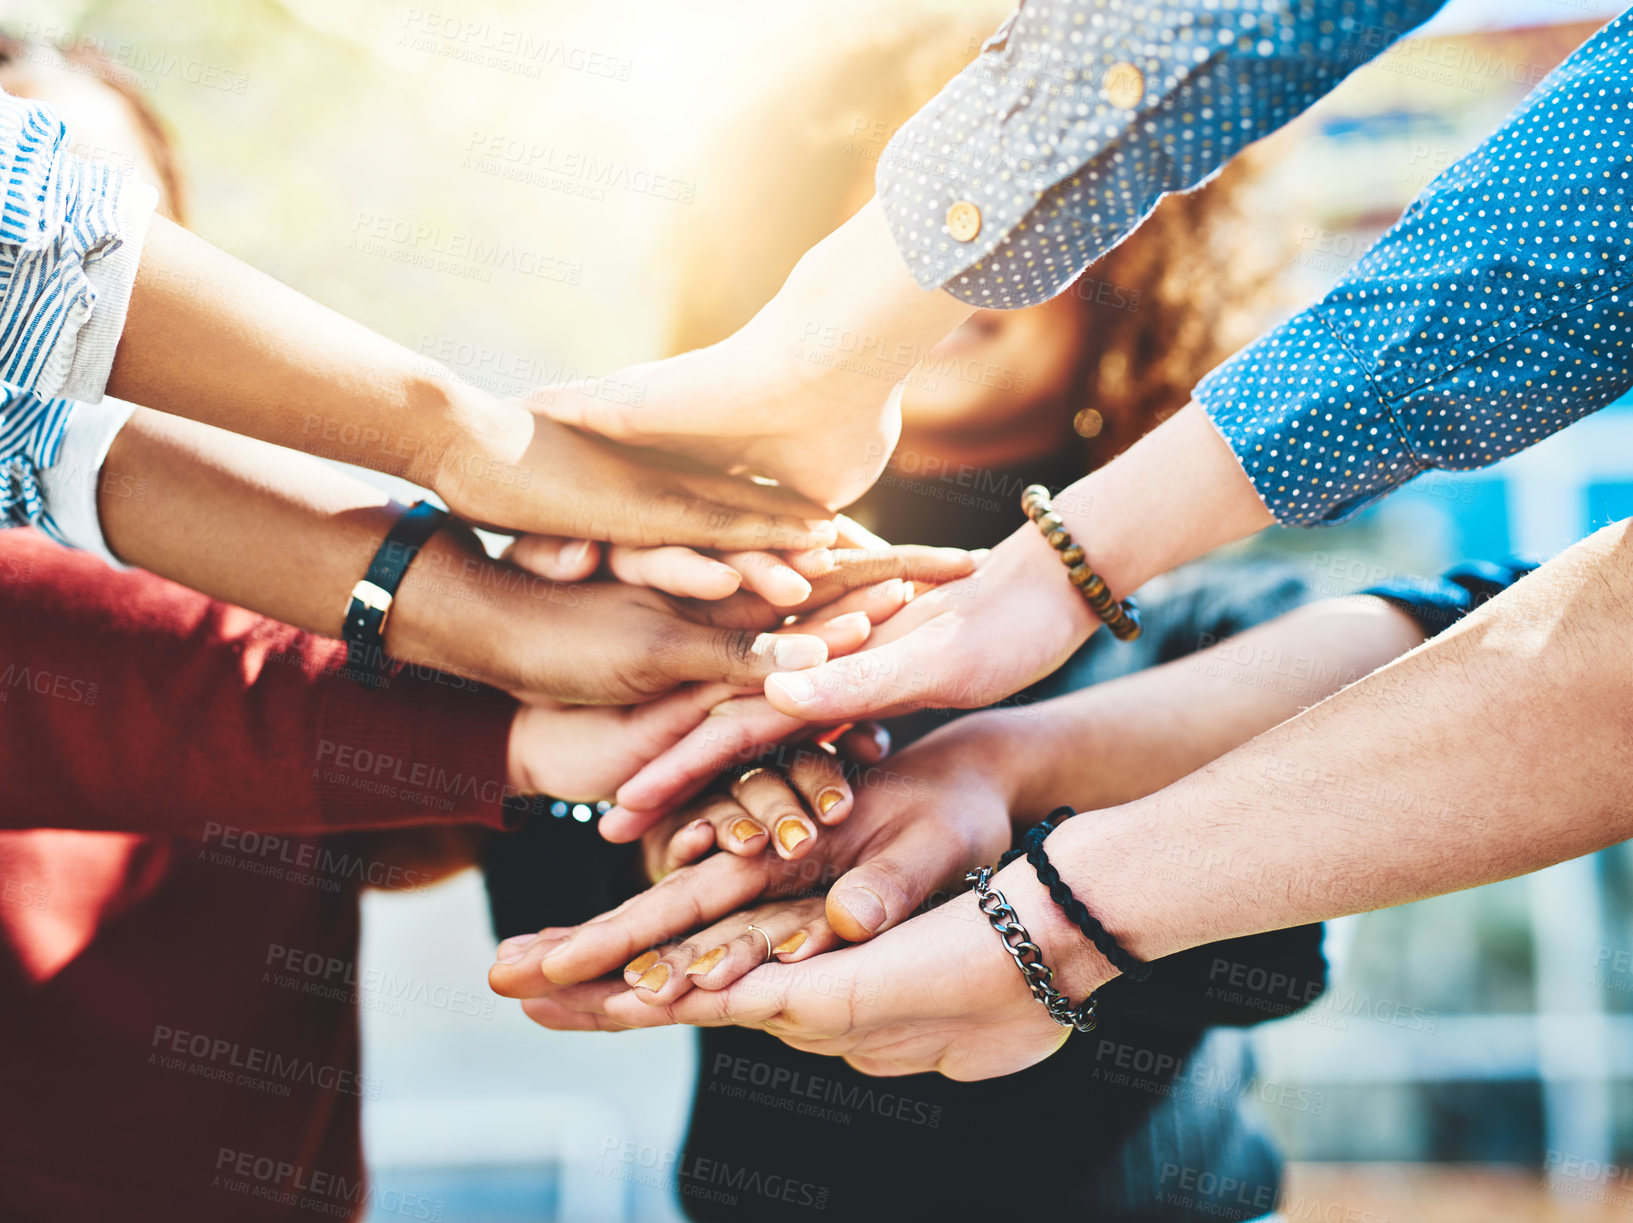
[660,10,1292,467]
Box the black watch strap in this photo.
[342,499,450,680]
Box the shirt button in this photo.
[945,200,982,242]
[1103,62,1145,109]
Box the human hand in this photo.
[760,518,1100,722]
[506,519,973,609]
[530,201,973,509]
[430,396,838,551]
[387,523,867,705]
[591,525,1085,824]
[500,871,1101,1082]
[489,714,1024,1004]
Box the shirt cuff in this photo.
[58,178,158,404]
[1194,309,1421,526]
[34,396,135,568]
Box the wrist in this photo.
[382,523,514,684]
[998,803,1187,1000]
[924,708,1068,827]
[414,374,533,513]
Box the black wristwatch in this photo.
[342,499,450,681]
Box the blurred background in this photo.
[12,0,1633,1218]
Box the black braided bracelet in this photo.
[1006,806,1153,983]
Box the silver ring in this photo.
[734,765,774,787]
[745,924,774,963]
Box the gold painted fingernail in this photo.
[816,788,844,816]
[773,931,807,956]
[625,951,659,977]
[777,818,811,852]
[730,818,767,845]
[686,946,728,976]
[636,962,672,992]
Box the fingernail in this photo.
[636,962,672,992]
[816,788,844,816]
[869,725,892,756]
[772,636,826,670]
[822,611,870,635]
[685,817,712,837]
[708,562,744,585]
[563,539,594,569]
[805,519,839,546]
[773,931,808,957]
[768,672,817,705]
[776,818,811,853]
[879,578,907,603]
[496,934,538,964]
[835,887,886,933]
[730,818,767,846]
[686,946,728,976]
[625,951,660,977]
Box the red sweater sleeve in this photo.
[0,529,521,834]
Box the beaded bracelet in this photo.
[1021,484,1141,642]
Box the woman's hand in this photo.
[431,398,839,551]
[530,200,974,509]
[489,714,1025,1001]
[507,529,974,609]
[758,520,1100,723]
[509,879,1101,1082]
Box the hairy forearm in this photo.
[106,217,523,489]
[1037,520,1633,995]
[981,595,1427,819]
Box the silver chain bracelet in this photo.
[965,865,1099,1033]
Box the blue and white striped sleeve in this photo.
[2,384,132,566]
[0,87,157,402]
[0,87,154,559]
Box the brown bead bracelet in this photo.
[1022,484,1142,642]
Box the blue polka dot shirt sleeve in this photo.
[1198,12,1633,525]
[877,0,1448,308]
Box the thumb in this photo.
[503,534,602,582]
[764,632,946,723]
[526,380,635,438]
[826,818,973,942]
